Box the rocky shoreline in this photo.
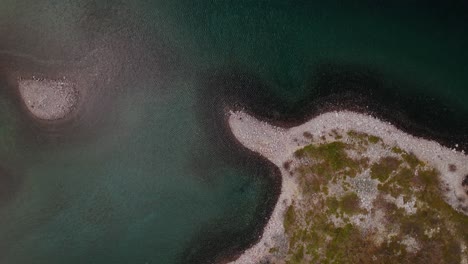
[227,109,468,264]
[196,66,468,264]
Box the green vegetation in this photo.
[339,192,362,215]
[402,152,424,168]
[269,247,279,254]
[368,135,381,144]
[295,141,369,183]
[391,146,404,154]
[347,130,382,145]
[284,204,297,232]
[370,156,401,182]
[278,130,467,264]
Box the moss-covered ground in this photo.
[273,130,467,264]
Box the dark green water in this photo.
[0,1,467,263]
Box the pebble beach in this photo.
[228,110,468,264]
[18,78,78,121]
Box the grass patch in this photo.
[281,130,466,263]
[370,157,402,182]
[402,152,424,168]
[284,204,297,234]
[347,130,382,144]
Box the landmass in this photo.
[18,77,78,121]
[228,110,468,264]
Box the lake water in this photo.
[0,1,467,263]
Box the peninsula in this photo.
[228,110,468,264]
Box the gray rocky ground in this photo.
[18,78,78,120]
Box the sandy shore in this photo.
[227,110,468,264]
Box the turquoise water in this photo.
[0,1,467,263]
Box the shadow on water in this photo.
[186,61,468,263]
[204,63,468,149]
[303,63,468,150]
[180,68,283,264]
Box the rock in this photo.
[18,78,78,121]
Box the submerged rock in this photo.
[18,78,78,121]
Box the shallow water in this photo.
[0,1,467,263]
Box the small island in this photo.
[228,110,468,264]
[18,77,78,121]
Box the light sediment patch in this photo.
[18,78,78,121]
